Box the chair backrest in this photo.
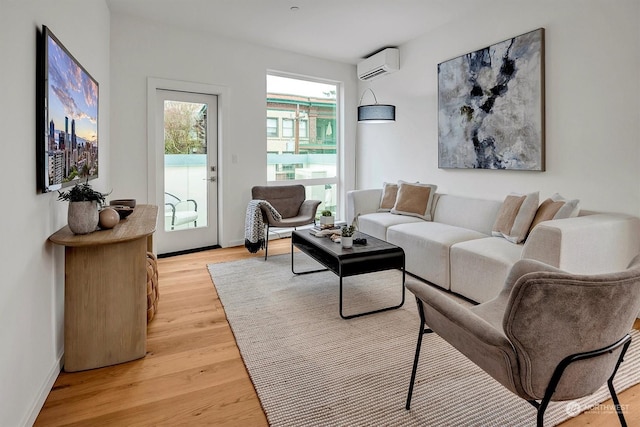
[251,185,305,219]
[165,192,180,205]
[502,256,640,400]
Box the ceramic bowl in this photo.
[110,199,136,209]
[111,205,134,219]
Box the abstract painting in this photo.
[438,28,545,170]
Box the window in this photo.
[299,119,308,138]
[267,74,339,216]
[266,117,278,137]
[282,118,294,138]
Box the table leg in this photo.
[290,241,329,275]
[339,267,406,319]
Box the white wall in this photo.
[0,0,110,425]
[109,14,357,247]
[3,0,636,424]
[357,0,640,216]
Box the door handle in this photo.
[209,176,217,182]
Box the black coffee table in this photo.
[291,230,405,319]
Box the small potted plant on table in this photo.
[341,224,355,248]
[58,181,109,234]
[320,209,334,229]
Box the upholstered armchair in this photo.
[405,256,640,426]
[251,185,321,260]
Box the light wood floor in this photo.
[35,239,640,426]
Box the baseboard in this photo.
[157,244,222,258]
[22,352,63,426]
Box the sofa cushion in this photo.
[378,182,398,212]
[387,222,487,290]
[357,212,423,241]
[450,237,524,303]
[391,181,437,220]
[492,192,539,243]
[433,194,502,235]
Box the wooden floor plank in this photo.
[34,238,640,426]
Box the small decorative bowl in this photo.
[111,205,134,219]
[110,199,136,209]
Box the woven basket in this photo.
[146,252,159,322]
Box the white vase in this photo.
[320,216,335,229]
[68,201,99,234]
[341,236,353,248]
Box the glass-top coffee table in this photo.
[291,230,405,319]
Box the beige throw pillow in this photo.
[492,191,539,243]
[529,193,580,233]
[390,181,437,221]
[529,198,564,231]
[549,193,580,218]
[378,182,398,212]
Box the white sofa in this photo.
[347,189,640,303]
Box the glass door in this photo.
[155,89,218,254]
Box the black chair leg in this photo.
[264,225,301,261]
[536,401,548,427]
[609,379,628,427]
[406,297,432,410]
[532,335,631,427]
[264,224,269,261]
[607,339,631,427]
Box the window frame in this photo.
[299,119,308,138]
[266,73,341,217]
[282,118,294,138]
[266,117,279,137]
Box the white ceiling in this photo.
[106,0,495,64]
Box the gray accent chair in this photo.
[251,185,321,260]
[405,255,640,426]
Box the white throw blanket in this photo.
[244,199,282,253]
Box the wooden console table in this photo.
[49,204,158,372]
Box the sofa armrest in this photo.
[522,213,640,274]
[346,189,382,225]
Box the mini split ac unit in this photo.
[357,48,399,81]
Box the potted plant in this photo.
[341,225,355,248]
[58,181,109,234]
[319,209,334,229]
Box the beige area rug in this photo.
[208,253,640,426]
